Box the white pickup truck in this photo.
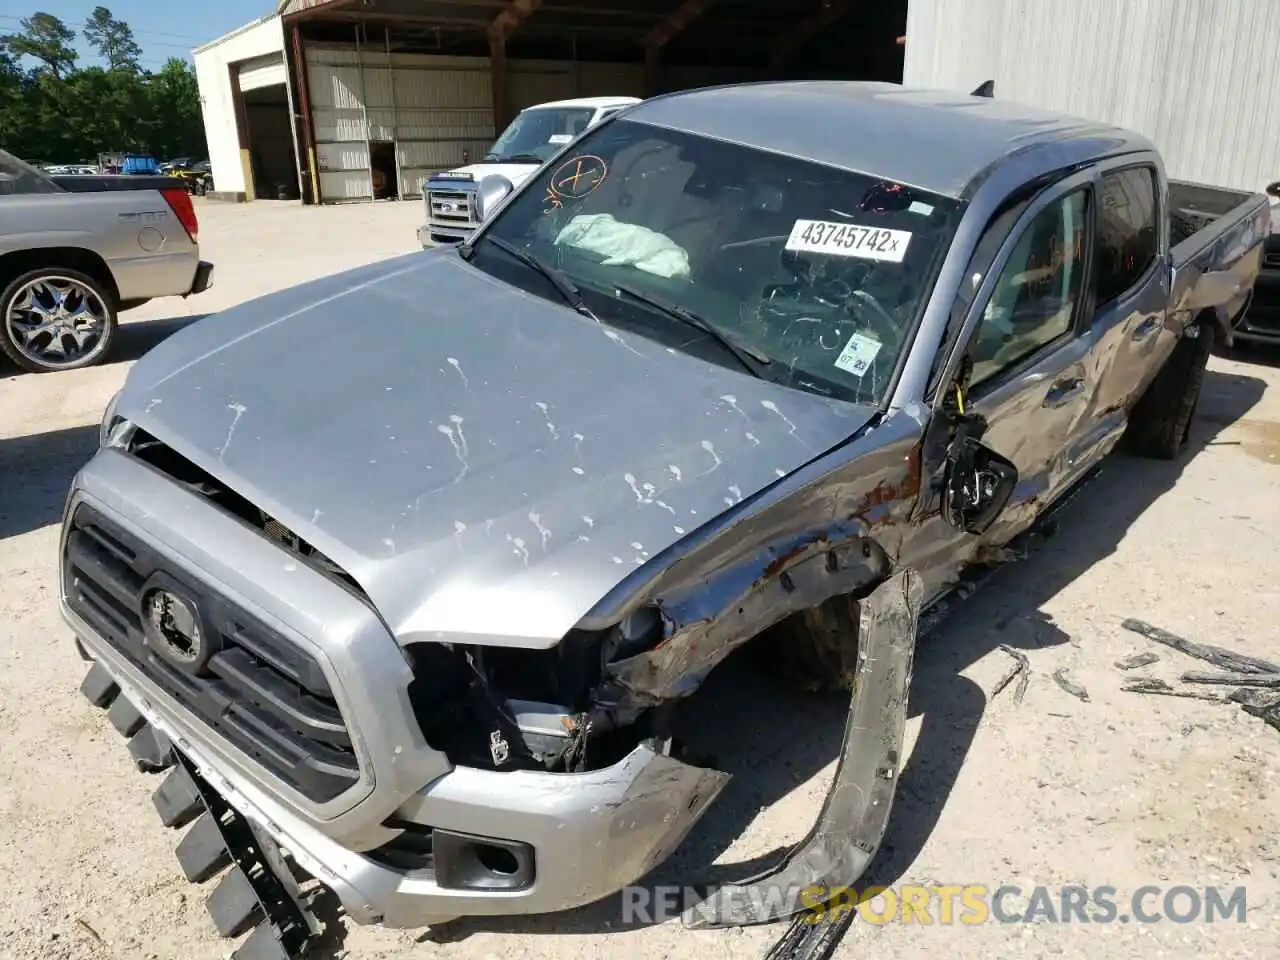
[418,96,641,246]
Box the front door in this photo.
[905,176,1099,598]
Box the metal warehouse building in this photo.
[193,0,1280,206]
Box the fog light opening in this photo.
[476,843,520,876]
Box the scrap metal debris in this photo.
[1118,619,1280,732]
[1120,619,1280,675]
[1182,670,1280,688]
[992,644,1030,704]
[1121,677,1227,703]
[1051,667,1089,702]
[1115,651,1160,670]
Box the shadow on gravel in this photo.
[109,313,207,365]
[414,367,1267,945]
[0,424,98,541]
[0,313,205,378]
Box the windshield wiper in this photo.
[467,234,599,321]
[488,153,544,164]
[611,283,773,379]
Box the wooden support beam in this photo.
[487,0,543,130]
[770,0,857,72]
[643,0,717,51]
[489,0,544,43]
[643,0,717,95]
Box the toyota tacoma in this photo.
[62,81,1268,951]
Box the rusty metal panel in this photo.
[903,0,1280,192]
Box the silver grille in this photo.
[428,187,476,227]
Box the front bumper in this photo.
[420,223,474,246]
[186,260,214,297]
[63,450,728,928]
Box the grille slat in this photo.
[64,505,360,803]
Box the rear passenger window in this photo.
[1095,167,1158,304]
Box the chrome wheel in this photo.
[4,274,111,370]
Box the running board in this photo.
[683,568,923,928]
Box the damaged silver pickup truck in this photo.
[63,82,1269,949]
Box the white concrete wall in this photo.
[194,15,287,196]
[903,0,1280,193]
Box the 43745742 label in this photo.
[785,219,912,263]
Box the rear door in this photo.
[1061,159,1169,488]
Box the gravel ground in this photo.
[1,199,1278,960]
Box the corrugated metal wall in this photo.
[305,43,741,203]
[903,0,1280,192]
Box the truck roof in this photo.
[629,81,1154,200]
[528,96,642,111]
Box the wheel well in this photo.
[0,248,119,306]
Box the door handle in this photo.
[1132,316,1162,341]
[1043,375,1085,407]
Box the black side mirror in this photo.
[1265,180,1280,199]
[941,412,1018,534]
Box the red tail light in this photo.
[161,187,199,242]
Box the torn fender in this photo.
[682,567,923,928]
[598,524,887,706]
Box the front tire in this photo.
[766,593,862,693]
[0,268,117,373]
[1126,320,1213,460]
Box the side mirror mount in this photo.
[940,411,1018,535]
[473,174,514,222]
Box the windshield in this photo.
[0,149,64,196]
[470,118,963,404]
[485,107,596,164]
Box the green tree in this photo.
[1,12,77,79]
[83,6,143,73]
[1,15,206,165]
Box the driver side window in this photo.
[968,189,1089,389]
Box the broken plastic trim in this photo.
[682,567,923,928]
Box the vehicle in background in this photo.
[97,152,160,176]
[0,149,213,373]
[1231,179,1280,348]
[419,96,641,246]
[64,82,1267,946]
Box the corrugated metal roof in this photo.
[903,0,1280,192]
[631,81,1152,198]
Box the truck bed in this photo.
[1169,179,1259,248]
[1166,178,1270,339]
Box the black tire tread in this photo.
[1126,320,1213,460]
[766,594,862,692]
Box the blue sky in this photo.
[0,1,271,70]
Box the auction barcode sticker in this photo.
[785,220,912,263]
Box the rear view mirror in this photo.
[474,174,514,222]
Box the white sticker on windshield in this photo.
[833,332,882,378]
[908,200,935,217]
[548,133,574,145]
[785,220,912,262]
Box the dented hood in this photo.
[119,250,874,648]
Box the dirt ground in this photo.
[1,199,1278,960]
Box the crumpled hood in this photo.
[119,250,874,648]
[432,162,541,188]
